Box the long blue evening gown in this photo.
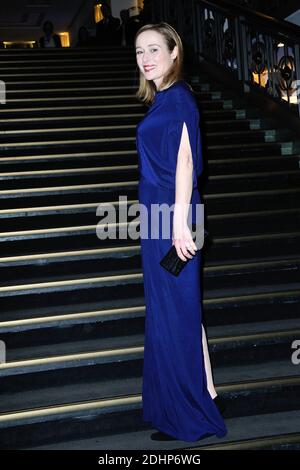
[136,79,227,442]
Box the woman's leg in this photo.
[202,324,218,399]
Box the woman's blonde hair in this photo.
[134,22,186,106]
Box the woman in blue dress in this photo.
[135,22,228,442]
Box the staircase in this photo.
[0,46,299,450]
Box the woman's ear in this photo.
[171,45,178,62]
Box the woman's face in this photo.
[43,22,53,36]
[135,30,178,89]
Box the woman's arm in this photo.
[172,121,198,261]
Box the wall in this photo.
[285,9,300,26]
[111,0,139,19]
[68,0,96,46]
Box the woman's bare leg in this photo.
[202,323,218,399]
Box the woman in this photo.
[135,22,228,442]
[39,21,62,48]
[76,26,97,48]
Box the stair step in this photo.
[0,59,136,69]
[5,86,139,98]
[0,103,253,119]
[0,236,298,277]
[0,284,299,326]
[0,350,298,410]
[203,117,279,132]
[0,167,299,194]
[206,128,291,144]
[196,430,300,450]
[1,70,144,81]
[0,305,298,363]
[4,95,141,108]
[1,286,299,332]
[0,372,298,449]
[0,199,299,235]
[0,184,299,216]
[0,125,138,144]
[0,220,299,263]
[24,410,300,450]
[0,114,144,131]
[4,78,139,91]
[0,137,296,159]
[208,141,296,157]
[205,169,300,192]
[0,126,293,148]
[0,47,135,58]
[210,154,300,173]
[0,104,146,119]
[0,257,298,315]
[0,152,298,174]
[0,164,137,178]
[2,96,236,112]
[4,82,230,97]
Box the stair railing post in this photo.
[294,43,300,118]
[191,0,200,60]
[175,0,185,40]
[236,14,251,93]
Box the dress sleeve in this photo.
[167,94,203,188]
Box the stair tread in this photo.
[207,281,300,299]
[215,358,300,384]
[23,409,300,449]
[1,284,299,326]
[0,292,299,329]
[2,319,299,365]
[0,360,299,421]
[209,317,300,338]
[0,296,146,322]
[0,167,298,179]
[0,246,298,265]
[0,259,298,292]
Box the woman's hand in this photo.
[172,221,198,262]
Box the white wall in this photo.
[69,0,96,46]
[285,9,300,26]
[111,0,139,19]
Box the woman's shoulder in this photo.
[169,80,199,115]
[167,79,193,94]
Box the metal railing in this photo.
[146,0,300,117]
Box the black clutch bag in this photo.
[159,223,210,277]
